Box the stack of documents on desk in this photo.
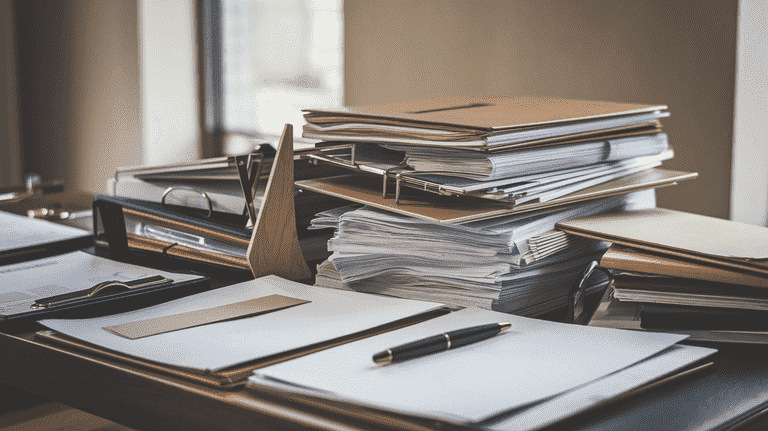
[299,96,690,206]
[303,96,668,150]
[37,275,445,387]
[557,209,768,344]
[313,191,655,316]
[247,307,716,430]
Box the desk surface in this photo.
[2,250,768,431]
[3,322,768,431]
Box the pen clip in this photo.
[31,275,173,309]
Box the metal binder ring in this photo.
[161,186,214,218]
[162,242,179,256]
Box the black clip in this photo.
[31,275,173,309]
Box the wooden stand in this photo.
[247,124,312,281]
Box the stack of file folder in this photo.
[299,96,697,316]
[298,96,692,206]
[557,209,768,343]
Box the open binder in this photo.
[296,168,697,224]
[301,138,673,204]
[95,125,313,281]
[111,143,274,220]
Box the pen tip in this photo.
[499,322,512,332]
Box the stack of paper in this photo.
[303,96,668,149]
[300,96,694,316]
[300,96,684,205]
[384,132,670,181]
[313,191,655,316]
[247,307,715,429]
[557,209,768,343]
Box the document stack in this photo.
[313,192,653,315]
[297,95,697,316]
[299,96,693,207]
[558,209,768,343]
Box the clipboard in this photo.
[0,251,210,325]
[96,125,312,281]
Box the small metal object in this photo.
[568,261,613,325]
[31,275,173,309]
[161,186,214,218]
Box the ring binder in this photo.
[95,125,313,281]
[161,186,214,218]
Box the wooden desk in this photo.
[2,251,768,431]
[4,322,768,431]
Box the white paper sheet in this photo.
[248,307,688,423]
[39,275,445,373]
[488,344,716,430]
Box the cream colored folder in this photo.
[303,96,667,151]
[557,208,768,275]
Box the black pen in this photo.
[372,322,512,364]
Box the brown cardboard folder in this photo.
[557,208,768,276]
[296,168,697,224]
[303,96,667,151]
[600,244,768,288]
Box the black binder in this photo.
[93,194,256,276]
[0,210,93,266]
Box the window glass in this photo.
[222,0,343,148]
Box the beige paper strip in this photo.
[104,294,310,339]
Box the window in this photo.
[207,0,343,154]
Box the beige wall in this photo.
[16,0,142,194]
[345,0,738,219]
[12,0,738,218]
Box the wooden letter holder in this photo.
[247,124,312,281]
